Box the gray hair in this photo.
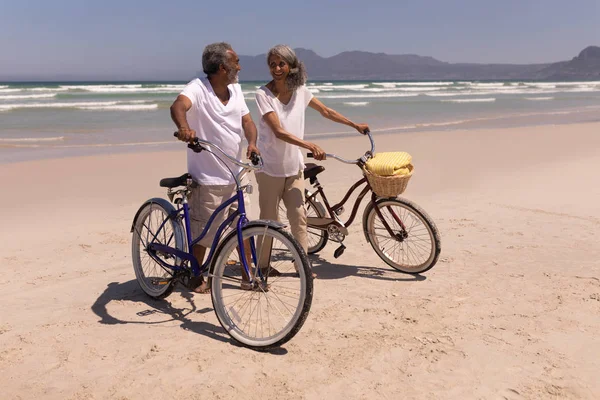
[202,42,233,76]
[267,44,307,91]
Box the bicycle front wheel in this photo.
[363,197,441,274]
[131,200,185,299]
[210,224,313,349]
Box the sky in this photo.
[0,0,598,80]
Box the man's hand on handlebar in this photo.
[354,124,370,135]
[175,127,196,143]
[246,144,260,159]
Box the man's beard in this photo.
[226,67,239,84]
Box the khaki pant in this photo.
[256,171,308,257]
[188,177,251,248]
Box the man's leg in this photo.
[191,245,210,293]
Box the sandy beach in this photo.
[1,122,599,399]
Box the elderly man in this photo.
[170,42,259,293]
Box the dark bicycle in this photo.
[131,135,313,349]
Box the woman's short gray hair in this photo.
[267,44,307,91]
[203,42,233,76]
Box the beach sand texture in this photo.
[1,123,599,399]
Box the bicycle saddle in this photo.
[303,163,325,184]
[159,173,192,188]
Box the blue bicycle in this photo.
[130,136,313,349]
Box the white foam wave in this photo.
[343,102,369,106]
[0,101,158,111]
[309,84,368,90]
[307,88,320,94]
[0,85,7,89]
[77,104,158,111]
[0,93,57,100]
[441,98,496,103]
[525,97,554,101]
[0,140,176,149]
[319,93,419,99]
[56,84,183,94]
[0,136,65,143]
[0,88,22,94]
[372,82,454,87]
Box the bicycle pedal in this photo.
[151,279,170,286]
[333,244,346,259]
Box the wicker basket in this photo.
[363,164,414,197]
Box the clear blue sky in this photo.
[1,0,598,80]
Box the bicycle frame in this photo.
[146,187,252,279]
[141,135,264,284]
[304,130,408,238]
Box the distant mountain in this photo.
[234,46,600,81]
[535,46,600,80]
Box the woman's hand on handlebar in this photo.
[354,123,370,135]
[175,127,196,143]
[307,143,326,160]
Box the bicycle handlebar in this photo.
[173,132,263,169]
[307,129,375,164]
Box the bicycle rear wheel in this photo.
[278,190,329,254]
[210,223,313,349]
[131,200,185,299]
[363,197,441,274]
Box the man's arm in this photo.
[242,113,260,158]
[170,95,195,142]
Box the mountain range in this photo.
[234,46,600,81]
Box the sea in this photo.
[1,80,599,163]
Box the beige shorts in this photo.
[189,177,251,248]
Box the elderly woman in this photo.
[254,45,369,275]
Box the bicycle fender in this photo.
[130,197,177,233]
[243,219,287,230]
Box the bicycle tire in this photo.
[363,197,441,274]
[210,223,313,349]
[131,200,185,299]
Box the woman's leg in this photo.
[282,170,308,254]
[255,173,285,273]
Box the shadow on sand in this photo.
[90,280,287,355]
[309,254,427,282]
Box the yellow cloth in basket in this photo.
[365,152,412,176]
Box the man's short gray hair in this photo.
[267,44,307,91]
[203,42,233,76]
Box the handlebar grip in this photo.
[173,132,178,137]
[307,153,314,158]
[250,152,261,166]
[363,128,370,135]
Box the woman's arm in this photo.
[261,111,327,160]
[308,97,369,134]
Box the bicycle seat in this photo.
[304,163,325,184]
[160,173,192,188]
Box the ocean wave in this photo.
[0,140,176,149]
[441,98,496,103]
[0,101,158,111]
[343,102,370,106]
[77,104,159,111]
[372,82,454,87]
[59,85,183,93]
[0,93,57,100]
[525,97,554,101]
[0,136,65,143]
[319,93,420,99]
